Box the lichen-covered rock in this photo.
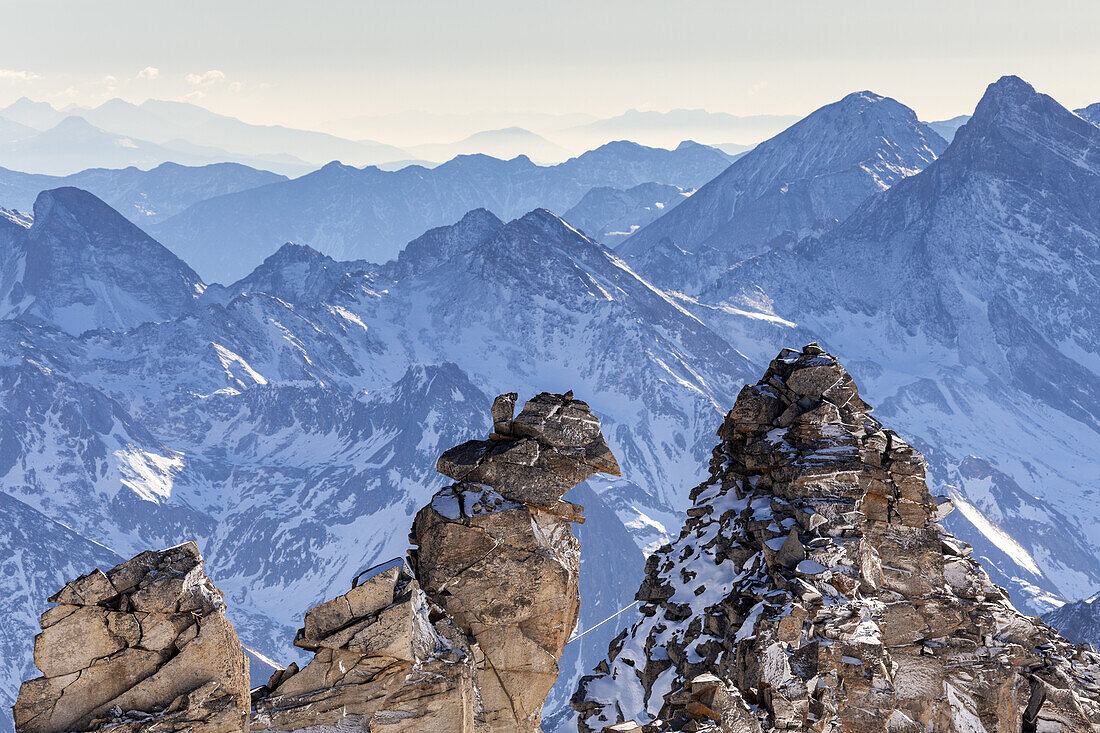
[573,344,1100,732]
[13,542,250,733]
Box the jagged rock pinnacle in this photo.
[413,390,620,732]
[13,542,250,733]
[573,344,1100,732]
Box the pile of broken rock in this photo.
[573,344,1100,732]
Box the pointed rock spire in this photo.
[573,344,1100,732]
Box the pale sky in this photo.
[2,0,1099,131]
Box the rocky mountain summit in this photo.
[13,390,618,733]
[13,542,250,733]
[617,91,946,292]
[573,345,1100,732]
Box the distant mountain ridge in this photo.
[1078,102,1100,126]
[563,181,689,245]
[148,139,736,281]
[0,97,409,174]
[0,160,286,224]
[924,114,971,141]
[0,114,316,176]
[617,90,946,292]
[405,126,572,164]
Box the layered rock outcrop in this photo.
[573,344,1100,732]
[251,558,480,732]
[412,391,620,731]
[253,389,618,732]
[13,542,250,733]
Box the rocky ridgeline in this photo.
[13,542,250,733]
[572,344,1100,732]
[13,391,618,733]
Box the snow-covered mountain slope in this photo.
[148,140,734,281]
[0,493,123,733]
[0,190,753,728]
[0,187,203,334]
[377,207,504,282]
[0,161,286,224]
[690,75,1100,612]
[326,208,758,531]
[1045,592,1100,650]
[212,242,369,306]
[617,91,946,292]
[564,181,690,246]
[1077,103,1100,127]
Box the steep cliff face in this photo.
[413,391,620,732]
[573,344,1100,732]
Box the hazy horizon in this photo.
[2,0,1099,143]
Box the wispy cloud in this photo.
[0,69,39,82]
[138,66,160,80]
[185,70,226,87]
[748,81,768,95]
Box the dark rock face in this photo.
[13,542,250,733]
[573,345,1100,732]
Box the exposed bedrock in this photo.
[13,542,250,733]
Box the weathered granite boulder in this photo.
[13,542,250,733]
[251,559,481,732]
[574,344,1100,732]
[413,390,619,732]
